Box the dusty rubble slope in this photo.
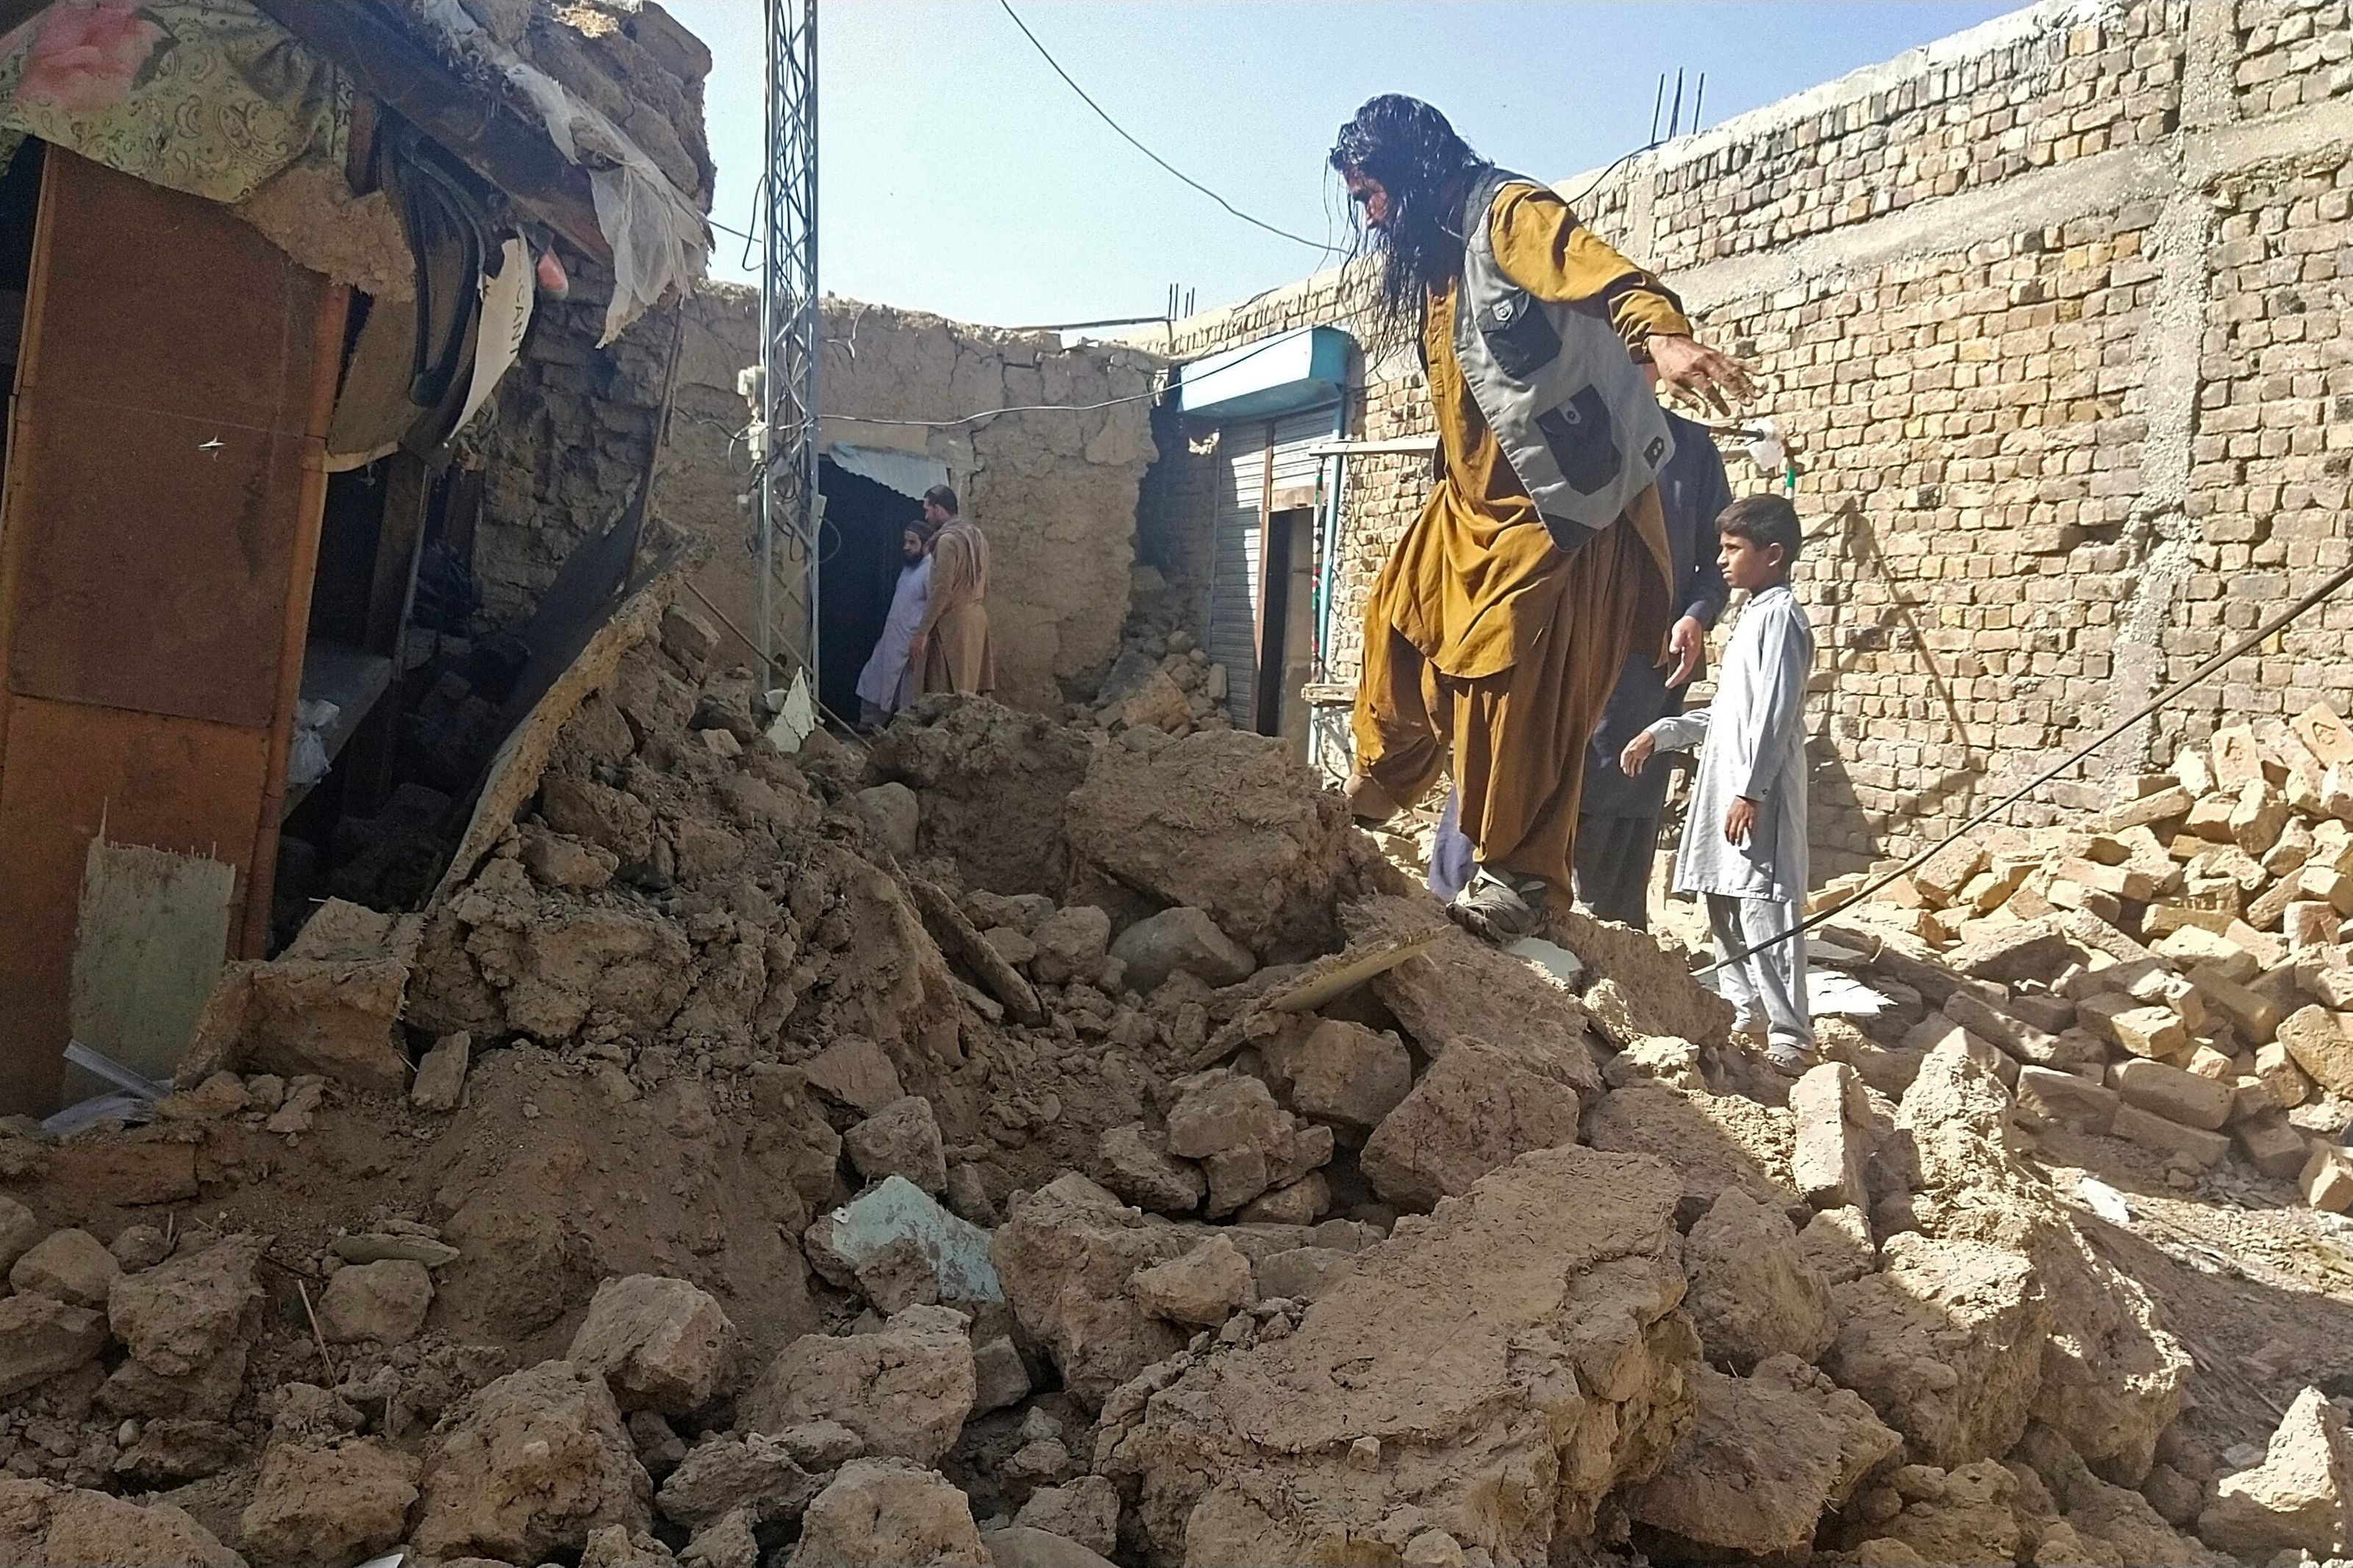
[5,595,2353,1567]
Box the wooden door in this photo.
[0,151,344,1115]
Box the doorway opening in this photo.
[816,459,924,724]
[1252,504,1318,745]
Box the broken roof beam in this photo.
[250,0,613,265]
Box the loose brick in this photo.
[2015,1064,2120,1134]
[2110,1058,2235,1131]
[2112,1103,2232,1170]
[2235,1112,2310,1181]
[2277,1004,2353,1097]
[2299,1143,2353,1212]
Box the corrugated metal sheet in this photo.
[1206,406,1335,730]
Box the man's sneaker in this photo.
[1449,864,1549,943]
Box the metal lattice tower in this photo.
[757,0,819,691]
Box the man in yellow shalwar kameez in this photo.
[1330,96,1753,940]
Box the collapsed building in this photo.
[4,1,2353,1567]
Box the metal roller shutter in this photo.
[1205,404,1337,729]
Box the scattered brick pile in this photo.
[1820,704,2353,1210]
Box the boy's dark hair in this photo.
[1717,493,1802,565]
[924,484,959,515]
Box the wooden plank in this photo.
[0,699,271,1117]
[251,0,613,263]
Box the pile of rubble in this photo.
[4,579,2353,1567]
[1076,567,1234,739]
[1818,708,2353,1213]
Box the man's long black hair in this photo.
[1329,95,1491,343]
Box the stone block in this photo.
[2301,1145,2353,1213]
[2015,1065,2119,1134]
[2112,1104,2230,1169]
[2111,1059,2235,1131]
[1790,1062,1868,1209]
[2279,1005,2353,1098]
[568,1275,739,1416]
[2235,1113,2311,1181]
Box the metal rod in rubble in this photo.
[1700,551,2353,976]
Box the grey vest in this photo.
[1452,166,1675,548]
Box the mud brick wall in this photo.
[471,282,1163,715]
[1135,0,2353,878]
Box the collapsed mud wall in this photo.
[467,281,1164,718]
[664,287,1165,715]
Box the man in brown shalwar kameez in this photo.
[912,484,995,697]
[1329,95,1752,940]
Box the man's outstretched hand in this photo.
[1618,731,1657,777]
[1649,334,1755,418]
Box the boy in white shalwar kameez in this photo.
[1620,495,1817,1070]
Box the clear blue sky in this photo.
[664,1,2016,329]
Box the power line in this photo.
[996,0,1339,257]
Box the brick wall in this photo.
[1133,0,2353,878]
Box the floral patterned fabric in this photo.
[0,1,347,204]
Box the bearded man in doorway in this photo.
[1333,93,1754,942]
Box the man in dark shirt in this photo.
[1571,395,1732,927]
[1428,379,1731,929]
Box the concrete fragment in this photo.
[1109,906,1256,992]
[801,1037,907,1115]
[1237,1170,1328,1225]
[1790,1062,1869,1209]
[1029,905,1113,987]
[107,1234,264,1377]
[661,604,721,673]
[991,1174,1193,1409]
[521,826,620,889]
[1252,1245,1356,1302]
[1359,1036,1582,1211]
[0,1195,42,1274]
[1065,728,1352,956]
[1265,1017,1413,1134]
[846,1096,950,1195]
[971,1336,1030,1414]
[1094,1123,1204,1214]
[1014,1475,1120,1558]
[8,1227,117,1309]
[240,1438,421,1566]
[319,1258,433,1345]
[569,1275,740,1416]
[808,1175,1003,1309]
[1799,1206,1878,1284]
[1129,1236,1254,1327]
[1821,1232,2050,1467]
[413,1358,654,1563]
[0,1481,243,1567]
[1626,1358,1902,1555]
[1585,1081,1799,1214]
[1098,1145,1698,1564]
[682,1508,759,1568]
[0,1292,110,1397]
[1165,1068,1330,1217]
[854,783,921,862]
[655,1432,818,1529]
[1682,1189,1834,1371]
[412,1030,472,1111]
[791,1459,989,1567]
[742,1306,976,1464]
[2199,1386,2352,1558]
[1852,1459,2024,1563]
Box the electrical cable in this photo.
[1696,553,2353,977]
[996,0,1340,257]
